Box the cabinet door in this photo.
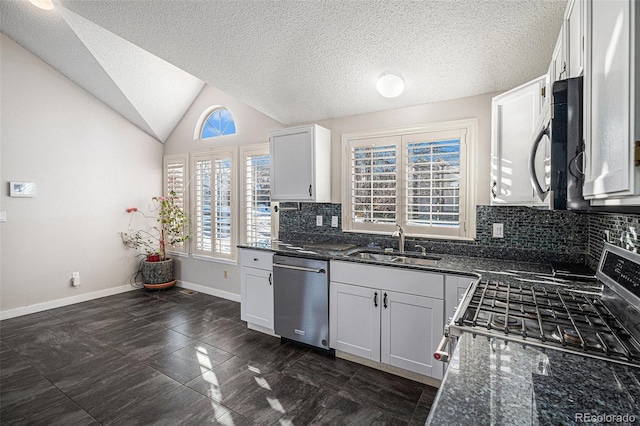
[329,282,380,360]
[380,291,445,379]
[270,126,314,201]
[565,0,584,77]
[491,76,547,206]
[551,29,566,82]
[240,267,274,330]
[584,0,634,198]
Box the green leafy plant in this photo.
[121,190,189,261]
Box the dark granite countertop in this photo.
[426,333,640,425]
[238,240,601,293]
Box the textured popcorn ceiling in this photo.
[1,0,566,133]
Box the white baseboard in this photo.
[0,285,137,321]
[176,280,241,303]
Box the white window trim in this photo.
[191,148,238,261]
[240,143,279,244]
[163,154,189,254]
[341,119,477,241]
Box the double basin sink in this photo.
[349,250,440,267]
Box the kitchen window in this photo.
[163,154,188,254]
[192,148,236,260]
[241,144,278,245]
[342,119,477,240]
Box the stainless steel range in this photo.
[436,243,640,367]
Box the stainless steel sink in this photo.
[351,251,440,266]
[354,252,396,262]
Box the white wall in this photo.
[163,84,284,297]
[0,34,163,315]
[312,93,497,205]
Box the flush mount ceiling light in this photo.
[376,72,405,98]
[28,0,54,10]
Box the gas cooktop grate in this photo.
[456,280,640,364]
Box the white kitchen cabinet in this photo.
[380,290,443,377]
[565,0,585,78]
[490,75,549,206]
[550,28,566,83]
[330,282,381,360]
[584,0,640,205]
[269,124,331,202]
[329,260,445,379]
[240,249,274,331]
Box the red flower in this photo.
[126,207,138,213]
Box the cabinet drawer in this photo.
[240,249,274,271]
[330,260,444,299]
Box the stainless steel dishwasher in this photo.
[273,254,330,350]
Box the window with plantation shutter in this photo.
[163,154,188,253]
[241,145,275,245]
[343,120,477,240]
[193,149,236,260]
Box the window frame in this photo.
[191,148,237,262]
[193,105,237,140]
[342,119,477,241]
[163,154,189,255]
[240,144,279,245]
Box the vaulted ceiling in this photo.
[1,0,567,142]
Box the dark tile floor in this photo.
[0,287,438,425]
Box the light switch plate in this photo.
[492,223,504,238]
[331,216,339,227]
[0,211,6,222]
[316,215,323,226]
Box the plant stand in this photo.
[143,280,176,290]
[142,258,175,289]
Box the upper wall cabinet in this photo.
[565,0,585,78]
[269,124,331,202]
[491,75,549,206]
[584,0,640,205]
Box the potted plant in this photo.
[121,190,188,289]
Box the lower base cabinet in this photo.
[330,280,444,380]
[240,249,274,331]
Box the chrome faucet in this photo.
[415,244,427,256]
[392,224,405,253]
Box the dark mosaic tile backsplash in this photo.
[278,203,639,267]
[586,212,640,270]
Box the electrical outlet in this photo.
[492,223,504,238]
[331,216,339,228]
[0,211,6,222]
[224,270,228,279]
[316,215,323,226]
[71,272,80,287]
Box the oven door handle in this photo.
[273,264,326,274]
[433,336,450,362]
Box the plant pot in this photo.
[146,254,161,262]
[142,258,175,289]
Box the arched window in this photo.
[199,107,236,139]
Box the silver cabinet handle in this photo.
[491,180,497,199]
[272,264,325,273]
[434,336,450,362]
[374,292,378,307]
[309,184,313,197]
[268,273,272,286]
